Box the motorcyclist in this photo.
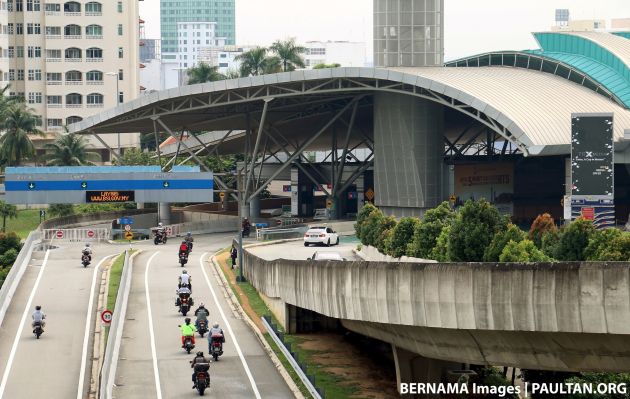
[180,317,197,347]
[209,321,225,352]
[185,232,194,251]
[175,285,192,306]
[179,240,190,257]
[82,243,92,261]
[178,270,192,290]
[156,222,165,241]
[194,303,209,331]
[190,351,210,389]
[32,305,46,331]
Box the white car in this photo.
[308,251,345,261]
[303,226,339,247]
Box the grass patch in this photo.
[107,252,127,313]
[5,209,42,239]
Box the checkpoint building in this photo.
[69,3,630,224]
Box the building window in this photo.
[86,70,103,82]
[27,23,41,34]
[27,69,41,80]
[64,47,81,59]
[45,26,60,36]
[15,0,22,11]
[64,24,81,36]
[47,118,63,128]
[26,0,39,11]
[65,70,81,82]
[46,95,62,105]
[117,1,122,12]
[7,0,12,12]
[46,49,61,59]
[46,72,62,83]
[117,24,123,36]
[86,47,102,60]
[66,116,83,125]
[65,93,82,105]
[118,47,123,58]
[118,92,123,103]
[17,69,23,80]
[85,1,101,13]
[63,1,80,12]
[27,46,41,58]
[16,23,22,34]
[7,23,13,34]
[8,47,14,58]
[87,93,103,105]
[86,24,102,36]
[27,92,42,104]
[118,69,123,80]
[16,46,23,58]
[44,3,60,12]
[8,69,14,80]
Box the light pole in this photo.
[106,72,121,155]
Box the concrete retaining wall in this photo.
[243,251,630,371]
[179,211,239,233]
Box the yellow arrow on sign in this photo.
[125,231,133,240]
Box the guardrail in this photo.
[256,226,309,241]
[42,228,109,242]
[99,250,132,399]
[0,231,41,329]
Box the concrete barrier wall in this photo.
[179,211,239,233]
[243,252,630,335]
[355,245,437,263]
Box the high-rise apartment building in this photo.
[303,41,367,68]
[176,22,226,68]
[2,0,140,161]
[373,0,444,67]
[160,0,235,60]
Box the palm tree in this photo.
[44,131,101,166]
[0,200,17,232]
[0,104,44,166]
[235,47,280,76]
[186,62,226,84]
[263,56,282,74]
[270,38,306,72]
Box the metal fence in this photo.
[42,228,109,242]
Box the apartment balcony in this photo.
[64,12,81,17]
[64,58,82,62]
[45,58,62,62]
[46,81,62,85]
[45,11,61,16]
[66,104,82,108]
[64,35,82,40]
[86,58,103,63]
[45,35,61,39]
[87,103,103,108]
[86,35,103,40]
[65,81,82,85]
[46,104,62,108]
[47,125,63,131]
[85,12,102,16]
[86,81,103,85]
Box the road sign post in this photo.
[124,224,131,232]
[101,310,113,325]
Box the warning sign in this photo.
[581,207,595,221]
[124,231,133,240]
[365,188,375,201]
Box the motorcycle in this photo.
[241,226,250,238]
[191,361,210,396]
[177,294,193,316]
[182,335,195,354]
[179,252,188,267]
[197,320,208,337]
[210,334,224,361]
[81,251,91,268]
[154,230,168,245]
[186,241,193,252]
[33,321,43,339]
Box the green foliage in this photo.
[0,103,44,166]
[470,366,519,399]
[0,232,21,256]
[0,248,18,268]
[484,224,526,262]
[406,202,455,258]
[354,203,378,241]
[186,62,226,84]
[529,213,558,248]
[236,47,281,76]
[565,372,630,399]
[44,132,101,166]
[75,203,132,214]
[376,216,397,254]
[113,148,159,166]
[429,224,452,262]
[556,218,595,261]
[499,239,551,262]
[0,232,23,288]
[312,63,341,69]
[270,38,306,72]
[541,229,561,259]
[585,229,630,261]
[448,199,508,262]
[361,208,385,247]
[47,204,75,218]
[0,200,18,232]
[386,217,420,258]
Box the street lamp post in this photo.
[106,72,121,155]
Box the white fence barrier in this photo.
[42,228,109,242]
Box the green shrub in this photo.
[429,224,451,262]
[448,199,508,262]
[361,209,385,247]
[0,232,21,255]
[377,216,397,254]
[565,372,630,399]
[406,201,455,258]
[584,228,623,261]
[354,203,379,241]
[541,229,561,259]
[484,224,526,262]
[499,239,551,262]
[0,248,18,268]
[386,217,420,258]
[556,218,595,261]
[529,213,558,248]
[48,204,75,218]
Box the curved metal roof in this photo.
[70,67,630,157]
[563,32,630,69]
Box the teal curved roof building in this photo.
[446,31,630,110]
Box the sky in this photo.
[140,0,630,62]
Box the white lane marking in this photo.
[0,249,50,399]
[199,252,262,399]
[145,252,163,399]
[77,255,116,399]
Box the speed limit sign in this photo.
[101,310,113,324]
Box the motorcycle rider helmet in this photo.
[86,243,90,247]
[196,351,204,357]
[182,270,188,274]
[182,240,187,244]
[158,222,163,227]
[187,232,192,236]
[185,317,191,324]
[35,305,41,310]
[199,302,204,307]
[213,322,219,328]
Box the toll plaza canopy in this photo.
[69,65,630,158]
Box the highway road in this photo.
[113,233,294,398]
[0,240,121,399]
[248,237,358,261]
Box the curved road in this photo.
[112,233,294,398]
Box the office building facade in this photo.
[176,21,226,68]
[160,0,235,60]
[304,41,367,68]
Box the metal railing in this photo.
[42,228,109,242]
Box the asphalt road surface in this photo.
[249,237,358,261]
[0,240,122,399]
[113,233,294,399]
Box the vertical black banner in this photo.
[571,114,613,197]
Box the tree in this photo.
[313,63,341,69]
[429,225,451,262]
[376,216,397,254]
[186,62,226,84]
[113,148,159,166]
[361,208,385,247]
[47,204,75,218]
[499,239,550,262]
[541,229,561,259]
[484,224,526,262]
[386,217,420,258]
[585,229,630,261]
[44,132,101,166]
[406,202,455,258]
[529,213,558,248]
[236,47,281,76]
[565,372,630,399]
[555,218,595,261]
[355,203,379,241]
[0,201,17,232]
[270,38,306,72]
[0,104,44,166]
[448,199,508,262]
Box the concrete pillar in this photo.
[374,93,444,217]
[136,202,145,210]
[392,345,461,398]
[249,196,260,219]
[356,173,365,209]
[290,166,299,217]
[158,203,171,225]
